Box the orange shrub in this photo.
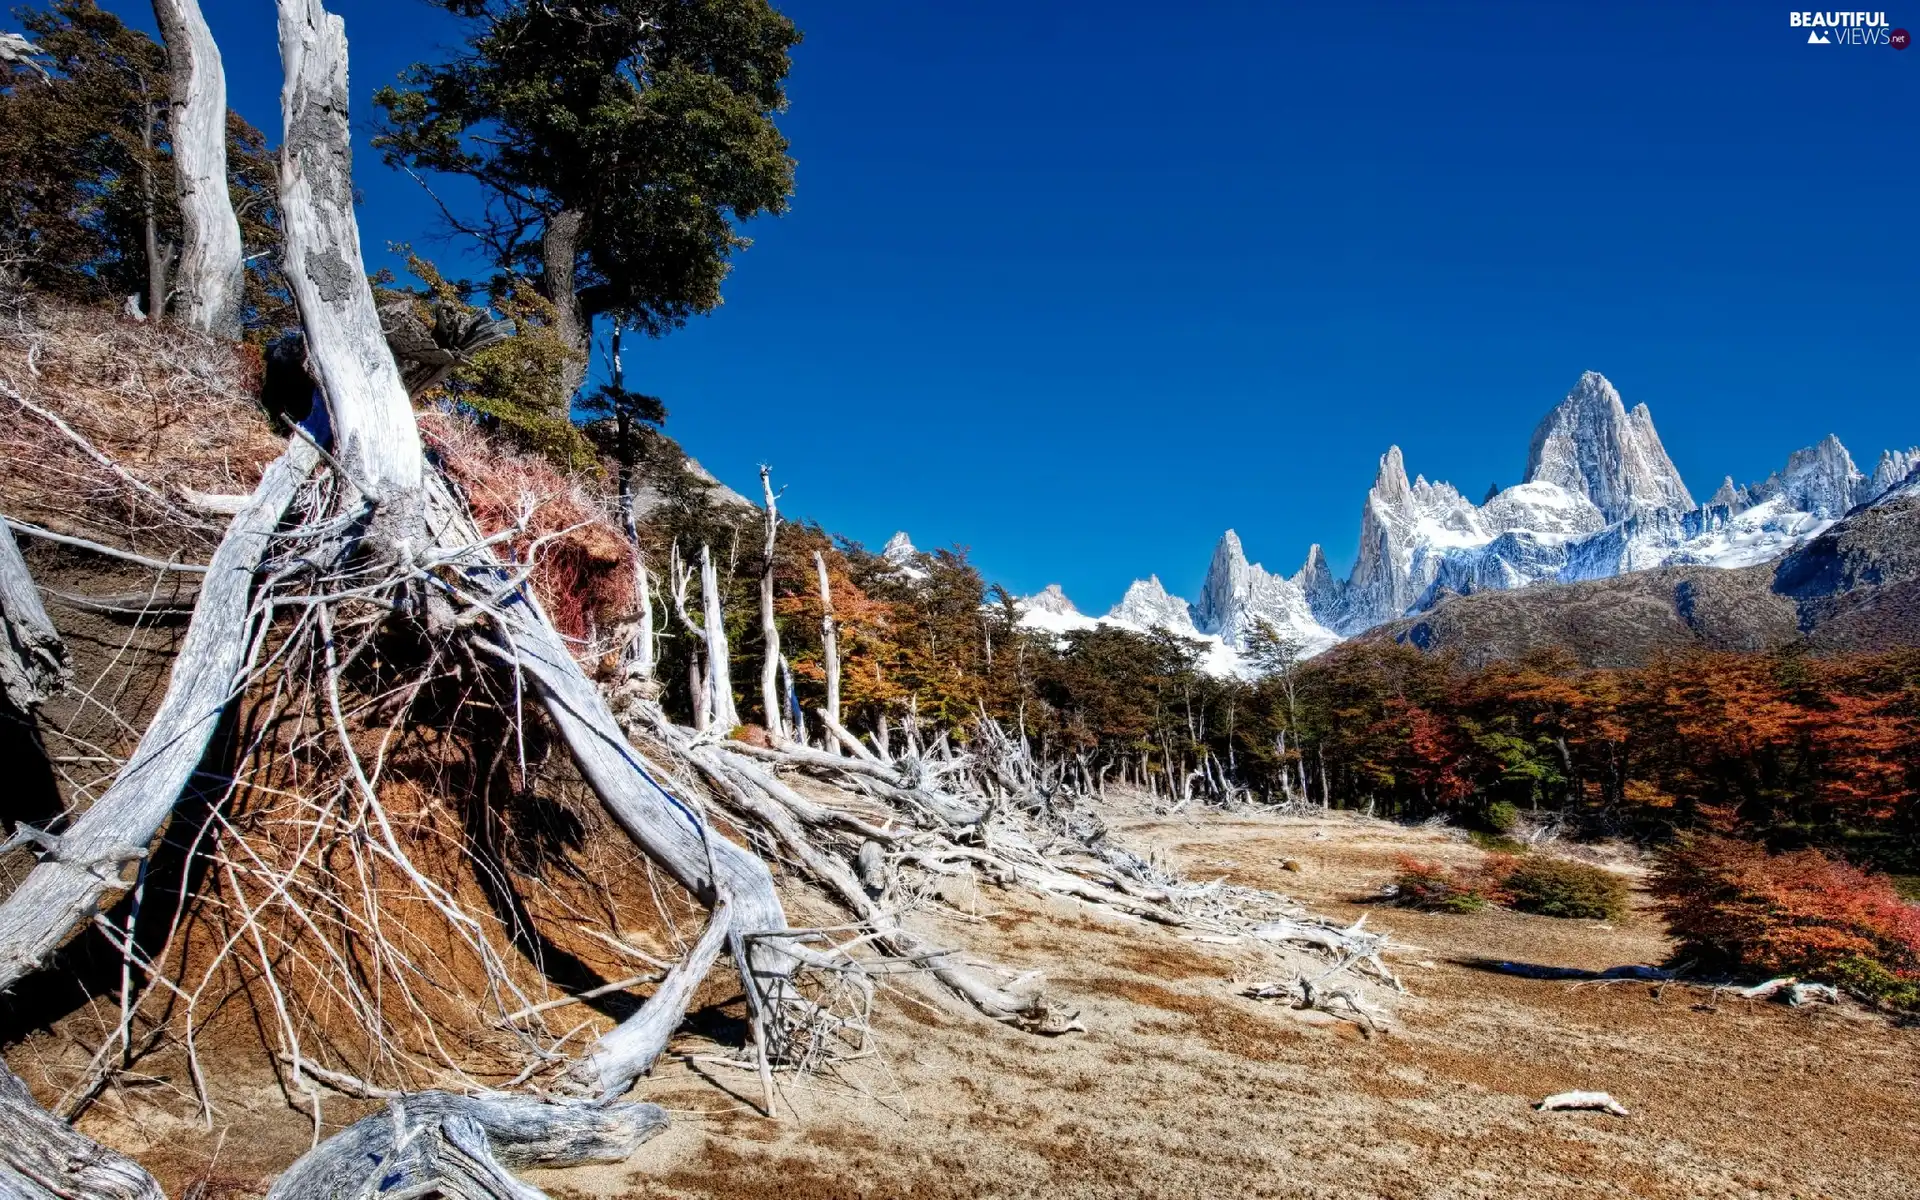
[1651,836,1920,1008]
[1390,855,1489,913]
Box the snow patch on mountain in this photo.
[987,372,1913,672]
[1107,575,1200,636]
[880,530,929,580]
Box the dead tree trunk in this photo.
[152,0,244,337]
[756,467,783,741]
[263,1092,666,1200]
[668,543,710,730]
[0,518,69,711]
[633,553,655,680]
[813,550,840,749]
[0,1061,163,1200]
[700,544,738,731]
[277,0,421,506]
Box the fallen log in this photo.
[1732,977,1840,1006]
[1535,1090,1629,1117]
[0,1059,163,1200]
[263,1092,666,1200]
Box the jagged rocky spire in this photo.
[1106,575,1199,635]
[1021,583,1079,616]
[1524,372,1693,523]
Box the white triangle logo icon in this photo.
[1807,29,1830,43]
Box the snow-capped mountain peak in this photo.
[1001,371,1910,677]
[1524,371,1693,522]
[881,531,917,561]
[879,530,930,580]
[1107,575,1199,635]
[1022,583,1079,616]
[1193,531,1338,653]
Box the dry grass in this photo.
[0,303,282,557]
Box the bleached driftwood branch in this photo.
[263,1092,667,1200]
[0,443,317,992]
[1535,1091,1629,1117]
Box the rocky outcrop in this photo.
[1106,575,1198,636]
[1524,371,1694,522]
[1193,531,1334,651]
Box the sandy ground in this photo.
[45,811,1920,1199]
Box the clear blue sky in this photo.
[103,0,1917,611]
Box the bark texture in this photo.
[0,1060,163,1200]
[276,0,421,500]
[152,0,244,337]
[263,1092,667,1199]
[0,519,68,711]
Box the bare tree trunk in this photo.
[138,103,176,323]
[813,550,840,750]
[152,0,244,336]
[277,0,421,505]
[632,553,654,681]
[539,209,590,401]
[756,467,782,741]
[700,544,738,731]
[0,519,69,711]
[668,543,709,730]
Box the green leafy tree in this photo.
[372,0,801,407]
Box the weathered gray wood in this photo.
[571,895,733,1096]
[276,0,422,502]
[425,480,799,1094]
[813,551,840,745]
[264,1092,666,1200]
[0,443,316,992]
[473,597,795,981]
[756,467,783,741]
[0,1059,163,1200]
[699,545,738,730]
[152,0,244,337]
[2,518,208,575]
[0,520,68,711]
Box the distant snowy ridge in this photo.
[966,371,1916,675]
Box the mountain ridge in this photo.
[982,371,1917,673]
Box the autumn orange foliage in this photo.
[1652,836,1920,1007]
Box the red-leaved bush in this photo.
[1651,836,1920,1008]
[423,414,635,647]
[1389,855,1489,913]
